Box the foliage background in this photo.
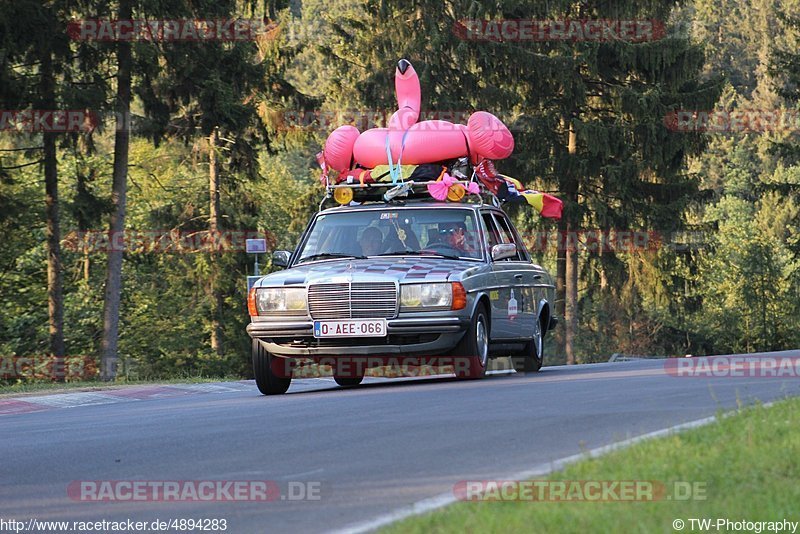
[1,0,799,380]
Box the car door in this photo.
[481,210,538,340]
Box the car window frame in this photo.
[480,211,501,252]
[496,211,532,262]
[481,209,530,263]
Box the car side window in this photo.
[481,212,501,250]
[498,215,531,262]
[491,213,526,262]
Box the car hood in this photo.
[255,257,484,286]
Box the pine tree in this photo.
[131,0,281,362]
[0,0,91,376]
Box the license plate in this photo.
[313,319,387,338]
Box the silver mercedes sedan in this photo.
[246,200,556,395]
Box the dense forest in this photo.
[1,0,799,381]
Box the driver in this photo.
[359,226,384,256]
[437,222,473,253]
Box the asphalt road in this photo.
[2,352,799,533]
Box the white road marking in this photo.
[167,383,250,393]
[21,392,125,408]
[0,381,257,414]
[277,468,326,480]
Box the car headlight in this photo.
[400,283,453,310]
[255,287,307,315]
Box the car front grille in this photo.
[308,282,397,319]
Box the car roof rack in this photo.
[318,180,501,212]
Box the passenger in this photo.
[359,226,384,256]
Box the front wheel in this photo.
[252,339,292,395]
[512,316,543,373]
[333,375,364,387]
[453,303,490,379]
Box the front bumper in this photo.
[246,316,469,357]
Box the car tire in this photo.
[252,339,292,395]
[453,303,490,379]
[333,375,364,387]
[512,315,544,373]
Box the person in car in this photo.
[438,222,474,253]
[359,226,384,256]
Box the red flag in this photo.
[540,193,563,219]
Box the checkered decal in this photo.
[298,258,467,281]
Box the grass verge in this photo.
[384,396,800,533]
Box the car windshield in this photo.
[295,207,484,264]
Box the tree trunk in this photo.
[41,50,65,374]
[564,118,579,365]
[554,215,567,359]
[565,221,579,365]
[77,167,91,284]
[599,248,608,290]
[100,0,132,380]
[209,127,223,356]
[83,246,90,283]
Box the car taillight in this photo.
[248,287,258,316]
[451,282,467,310]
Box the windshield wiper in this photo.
[374,250,470,261]
[374,250,432,257]
[297,253,365,264]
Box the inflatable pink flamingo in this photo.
[323,59,515,172]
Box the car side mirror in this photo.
[272,250,291,269]
[491,243,517,261]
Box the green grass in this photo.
[0,375,243,396]
[384,397,800,534]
